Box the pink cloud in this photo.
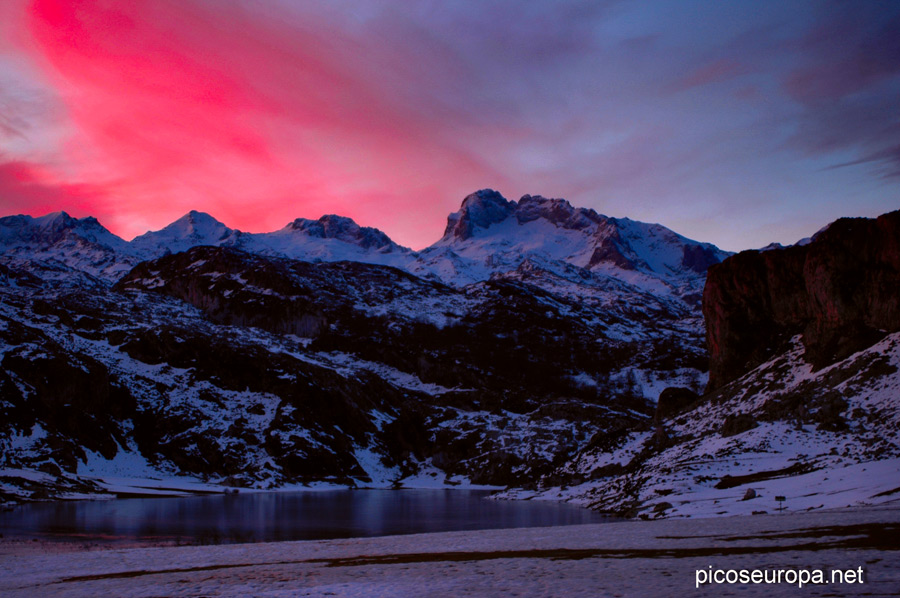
[1,0,895,254]
[0,158,108,219]
[17,0,508,244]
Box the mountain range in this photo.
[1,189,728,289]
[1,191,897,519]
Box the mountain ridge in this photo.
[0,190,731,290]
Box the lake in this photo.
[0,489,611,545]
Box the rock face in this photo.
[441,189,517,242]
[703,210,900,391]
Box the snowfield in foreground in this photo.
[1,505,897,597]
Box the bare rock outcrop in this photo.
[703,210,900,391]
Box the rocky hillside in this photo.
[508,210,900,518]
[0,191,719,501]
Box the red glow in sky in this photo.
[1,1,897,250]
[15,0,507,244]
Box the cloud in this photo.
[784,11,900,104]
[0,0,896,251]
[780,7,900,176]
[0,158,107,217]
[825,142,900,178]
[19,0,544,242]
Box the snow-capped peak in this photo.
[131,211,238,255]
[283,214,397,251]
[440,189,517,242]
[33,210,76,231]
[237,213,415,269]
[0,211,127,250]
[0,211,136,282]
[423,190,730,287]
[2,191,730,290]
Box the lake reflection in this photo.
[0,489,610,545]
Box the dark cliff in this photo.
[703,210,900,391]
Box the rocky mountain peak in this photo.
[427,189,731,287]
[287,214,396,250]
[182,209,220,227]
[0,211,124,249]
[441,189,516,242]
[516,194,605,231]
[35,210,75,228]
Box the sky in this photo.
[0,0,897,251]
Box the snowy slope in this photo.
[134,212,419,272]
[505,331,900,518]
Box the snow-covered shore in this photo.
[1,504,897,597]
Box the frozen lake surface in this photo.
[1,505,897,597]
[0,489,610,545]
